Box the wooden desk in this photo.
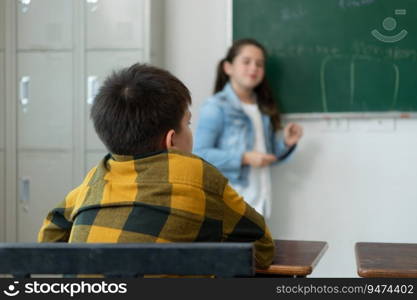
[355,242,417,278]
[256,239,328,277]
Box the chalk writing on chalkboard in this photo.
[320,55,399,112]
[339,0,376,9]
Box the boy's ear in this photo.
[164,129,176,149]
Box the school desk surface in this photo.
[356,242,417,278]
[256,239,328,278]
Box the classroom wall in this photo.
[163,0,417,277]
[269,119,417,277]
[164,0,230,128]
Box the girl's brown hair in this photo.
[214,38,281,131]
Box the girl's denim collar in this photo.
[222,82,245,111]
[223,82,259,112]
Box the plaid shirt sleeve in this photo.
[38,166,98,243]
[38,188,79,242]
[222,184,275,269]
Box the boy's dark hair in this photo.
[91,63,191,155]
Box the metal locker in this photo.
[17,0,73,50]
[17,52,73,150]
[85,50,144,153]
[17,152,72,242]
[17,52,73,242]
[86,0,144,49]
[9,0,153,242]
[0,52,4,150]
[0,51,4,242]
[0,152,4,241]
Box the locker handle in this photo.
[19,177,30,213]
[19,0,31,13]
[86,0,99,12]
[19,76,30,111]
[87,76,99,105]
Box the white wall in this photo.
[164,0,230,130]
[269,119,417,277]
[164,1,417,277]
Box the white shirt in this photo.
[232,102,272,218]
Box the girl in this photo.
[194,38,303,218]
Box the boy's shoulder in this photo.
[167,149,228,195]
[82,150,229,196]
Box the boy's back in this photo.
[38,64,275,269]
[39,150,274,268]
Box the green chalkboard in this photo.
[233,0,417,113]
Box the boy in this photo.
[38,63,275,269]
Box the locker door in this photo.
[0,52,4,151]
[0,0,4,150]
[86,0,144,49]
[0,152,4,242]
[85,51,143,172]
[17,152,72,242]
[17,0,73,50]
[0,51,4,241]
[17,52,73,242]
[17,53,73,150]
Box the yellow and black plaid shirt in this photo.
[38,149,274,269]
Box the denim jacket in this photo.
[194,83,295,187]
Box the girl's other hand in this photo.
[242,151,277,167]
[284,123,303,147]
